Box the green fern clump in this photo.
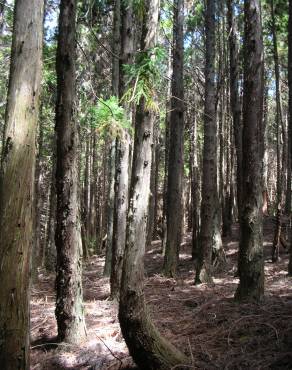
[122,46,166,112]
[81,96,132,139]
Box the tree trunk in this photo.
[118,0,188,368]
[104,139,116,276]
[288,0,292,275]
[55,0,86,344]
[110,0,133,298]
[270,0,286,262]
[191,113,200,260]
[45,158,57,272]
[110,132,130,299]
[227,0,243,219]
[163,0,184,277]
[0,0,6,35]
[0,0,43,368]
[235,0,264,302]
[195,0,222,284]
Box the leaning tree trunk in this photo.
[0,1,43,368]
[235,0,264,301]
[195,0,222,284]
[118,0,188,368]
[54,0,86,344]
[163,0,184,277]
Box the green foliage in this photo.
[122,46,166,112]
[81,96,132,139]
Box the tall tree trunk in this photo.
[235,0,264,302]
[163,0,184,277]
[55,0,86,344]
[270,0,286,262]
[118,0,188,368]
[288,0,292,275]
[195,0,222,284]
[0,0,6,35]
[147,119,159,246]
[104,139,116,276]
[191,113,200,260]
[0,0,43,368]
[227,0,243,219]
[45,158,57,272]
[110,0,133,299]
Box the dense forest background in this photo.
[0,0,292,369]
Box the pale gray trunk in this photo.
[0,0,43,368]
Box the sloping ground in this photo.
[30,219,292,369]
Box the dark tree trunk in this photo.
[118,0,188,368]
[163,0,184,277]
[0,0,43,368]
[45,158,57,272]
[55,0,86,343]
[195,0,222,284]
[235,0,264,302]
[104,139,116,276]
[0,0,6,35]
[227,0,243,219]
[270,0,286,262]
[288,0,292,275]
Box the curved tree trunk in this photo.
[118,0,188,368]
[0,0,43,368]
[235,0,264,302]
[55,0,86,344]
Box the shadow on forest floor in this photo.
[30,220,292,369]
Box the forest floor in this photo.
[30,218,292,370]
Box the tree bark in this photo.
[270,0,286,262]
[0,0,43,368]
[227,0,243,219]
[110,0,133,298]
[118,0,188,368]
[288,0,292,275]
[55,0,86,344]
[195,0,222,284]
[163,0,184,277]
[235,0,264,302]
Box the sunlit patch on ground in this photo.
[31,220,292,369]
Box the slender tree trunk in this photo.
[45,158,57,272]
[55,0,86,343]
[0,0,6,35]
[163,0,184,277]
[271,0,286,262]
[288,0,292,275]
[195,0,222,284]
[119,0,188,368]
[89,131,98,250]
[191,113,200,260]
[0,1,43,368]
[104,139,116,276]
[227,0,243,219]
[110,0,133,298]
[110,132,130,299]
[147,119,159,246]
[235,0,264,301]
